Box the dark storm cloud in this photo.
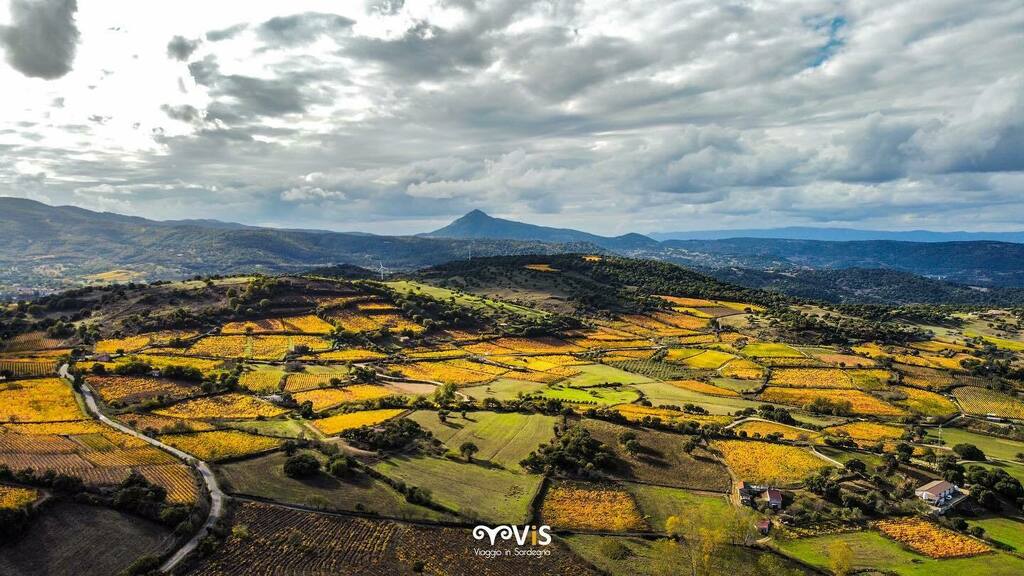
[0,0,79,79]
[257,12,354,47]
[167,35,200,61]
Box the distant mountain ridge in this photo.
[4,198,1024,305]
[0,197,599,296]
[651,226,1024,243]
[423,209,659,251]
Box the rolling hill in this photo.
[4,198,1024,305]
[0,198,597,296]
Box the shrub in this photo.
[598,539,632,560]
[283,454,321,478]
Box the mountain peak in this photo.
[456,209,494,222]
[424,209,658,250]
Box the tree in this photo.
[953,443,986,461]
[844,459,867,475]
[283,454,320,478]
[682,436,701,454]
[827,540,853,576]
[329,456,355,478]
[433,382,456,406]
[664,506,755,576]
[459,441,479,462]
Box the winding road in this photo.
[59,365,225,574]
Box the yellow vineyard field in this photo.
[310,409,405,436]
[0,486,37,509]
[758,387,905,418]
[952,386,1024,420]
[541,482,646,531]
[292,385,394,411]
[158,430,282,461]
[711,440,832,485]
[221,315,334,334]
[154,393,288,420]
[877,518,990,559]
[0,378,83,422]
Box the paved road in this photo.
[60,365,225,574]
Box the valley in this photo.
[2,254,1024,575]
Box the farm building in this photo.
[915,480,957,504]
[739,481,785,510]
[756,519,772,535]
[762,488,783,510]
[738,481,763,505]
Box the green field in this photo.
[924,427,1024,461]
[0,501,172,576]
[623,482,731,531]
[222,418,315,438]
[385,280,547,319]
[969,517,1024,552]
[217,450,450,521]
[774,530,1024,576]
[372,454,543,523]
[406,410,556,470]
[565,363,653,388]
[971,460,1024,483]
[461,377,549,401]
[582,419,731,491]
[816,446,887,470]
[964,330,1024,351]
[711,377,763,394]
[538,384,640,405]
[633,381,765,414]
[605,359,695,380]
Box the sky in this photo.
[0,0,1021,236]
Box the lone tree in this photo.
[953,443,986,461]
[283,454,321,478]
[459,441,479,462]
[844,458,867,475]
[433,382,457,406]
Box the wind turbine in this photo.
[377,260,387,281]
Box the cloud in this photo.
[257,12,354,47]
[280,186,346,202]
[0,0,79,79]
[187,55,335,120]
[2,0,1023,234]
[909,75,1024,174]
[366,0,404,16]
[166,35,200,61]
[206,23,247,42]
[160,104,204,123]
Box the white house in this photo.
[915,480,957,504]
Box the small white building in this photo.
[915,480,957,504]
